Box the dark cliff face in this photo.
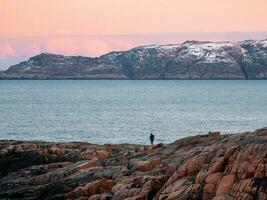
[117,44,179,79]
[2,39,267,79]
[164,41,245,79]
[238,40,267,79]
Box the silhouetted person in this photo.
[150,133,155,146]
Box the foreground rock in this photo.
[1,39,267,79]
[0,128,267,199]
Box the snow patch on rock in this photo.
[260,40,267,48]
[178,42,237,63]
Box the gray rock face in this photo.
[163,41,245,79]
[238,40,267,78]
[3,53,126,79]
[1,39,267,79]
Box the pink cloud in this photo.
[79,38,113,56]
[104,39,136,51]
[24,43,42,55]
[0,42,15,59]
[44,37,78,55]
[42,37,112,56]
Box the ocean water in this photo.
[0,80,266,144]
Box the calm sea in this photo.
[0,80,266,144]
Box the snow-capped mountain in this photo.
[1,39,267,79]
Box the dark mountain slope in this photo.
[1,39,267,79]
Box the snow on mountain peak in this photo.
[261,40,267,48]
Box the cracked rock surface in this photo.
[0,128,267,199]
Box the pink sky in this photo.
[1,0,267,69]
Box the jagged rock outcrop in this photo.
[239,40,267,78]
[1,39,267,79]
[0,128,267,199]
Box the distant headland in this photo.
[1,39,267,80]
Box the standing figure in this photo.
[150,133,155,146]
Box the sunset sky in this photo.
[1,0,267,69]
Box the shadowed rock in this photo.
[0,128,267,199]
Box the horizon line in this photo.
[1,31,267,40]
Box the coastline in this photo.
[1,77,267,80]
[1,128,267,199]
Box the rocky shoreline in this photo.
[0,128,267,199]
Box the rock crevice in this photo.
[0,128,267,199]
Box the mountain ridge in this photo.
[1,39,267,79]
